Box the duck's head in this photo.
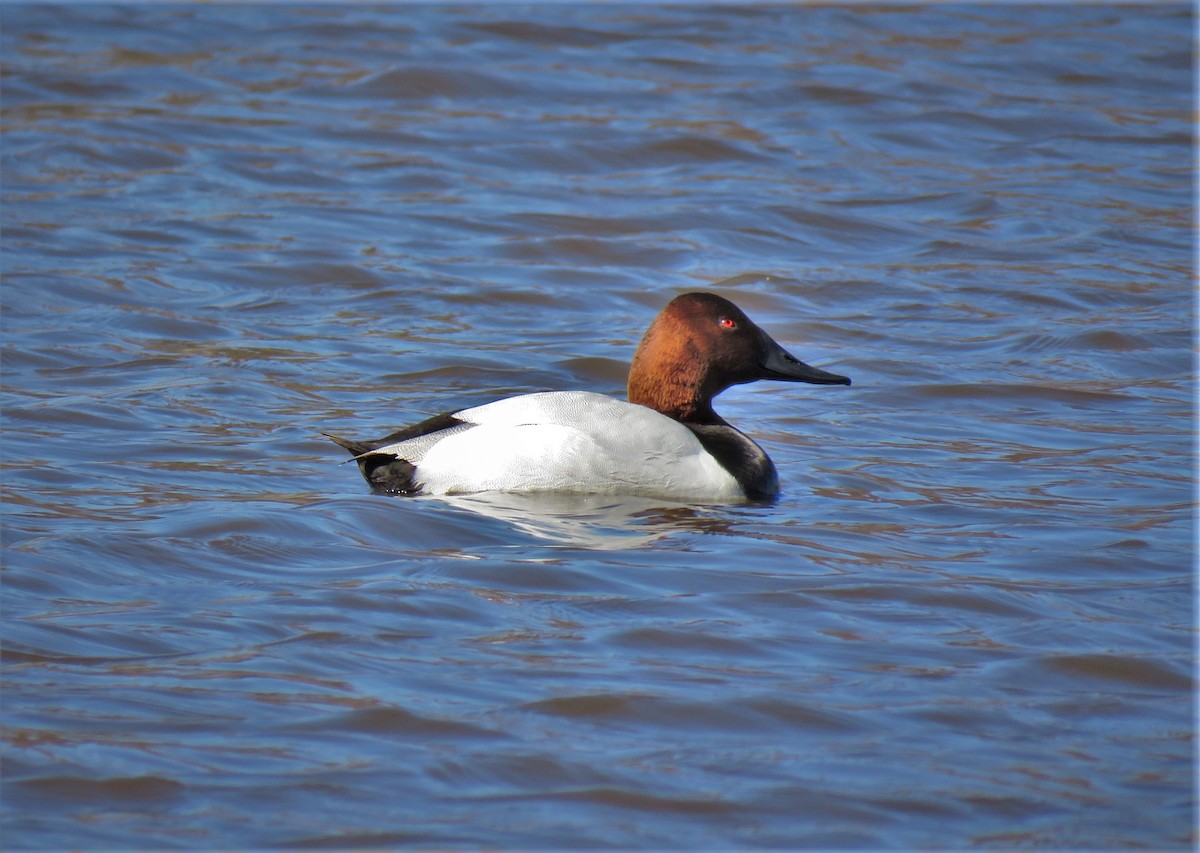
[627,292,850,423]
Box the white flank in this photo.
[375,392,742,500]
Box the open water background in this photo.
[1,4,1195,849]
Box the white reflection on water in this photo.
[437,492,722,550]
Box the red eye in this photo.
[719,317,737,329]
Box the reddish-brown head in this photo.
[626,292,850,424]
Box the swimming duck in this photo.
[327,292,850,501]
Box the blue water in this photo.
[2,4,1194,849]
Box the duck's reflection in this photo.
[436,491,740,549]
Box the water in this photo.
[2,4,1194,849]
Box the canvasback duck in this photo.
[327,292,850,501]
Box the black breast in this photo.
[683,423,779,502]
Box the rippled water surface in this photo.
[2,4,1194,849]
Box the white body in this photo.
[371,391,743,500]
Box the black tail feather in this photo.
[324,433,373,457]
[325,412,469,496]
[324,434,421,494]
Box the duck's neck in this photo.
[627,356,725,425]
[628,383,715,423]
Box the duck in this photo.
[327,292,850,502]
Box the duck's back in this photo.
[375,391,743,499]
